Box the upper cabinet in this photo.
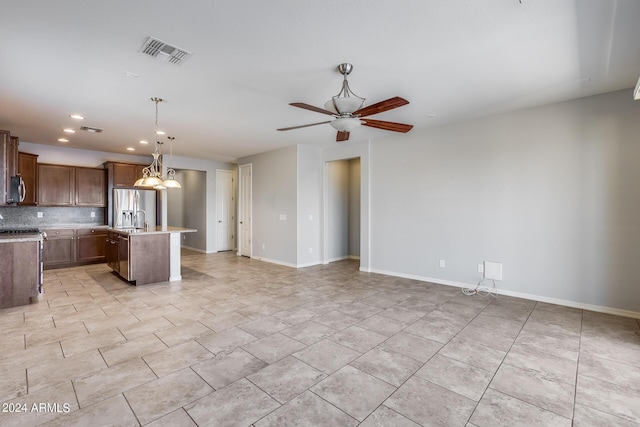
[104,162,147,188]
[18,152,38,206]
[38,164,106,207]
[38,164,74,206]
[0,130,19,205]
[75,167,106,206]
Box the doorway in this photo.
[166,169,207,252]
[216,169,236,251]
[326,157,361,264]
[238,163,252,257]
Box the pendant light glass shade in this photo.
[139,175,162,188]
[162,179,181,188]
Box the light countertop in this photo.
[0,233,44,243]
[108,226,197,236]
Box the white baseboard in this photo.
[180,245,212,254]
[368,268,640,320]
[349,255,361,260]
[252,256,298,269]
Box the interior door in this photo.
[238,164,252,257]
[216,169,235,251]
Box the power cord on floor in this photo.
[462,278,498,298]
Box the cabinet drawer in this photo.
[77,228,107,236]
[45,229,75,238]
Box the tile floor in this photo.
[1,251,640,426]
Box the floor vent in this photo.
[139,36,192,65]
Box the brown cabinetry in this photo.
[43,227,108,269]
[77,228,108,262]
[107,230,169,285]
[0,240,40,308]
[0,129,19,205]
[43,229,75,268]
[18,152,38,205]
[38,164,106,207]
[105,230,120,272]
[105,162,147,188]
[75,167,106,206]
[38,164,74,206]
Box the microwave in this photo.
[8,175,26,204]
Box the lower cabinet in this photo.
[43,229,75,268]
[44,227,108,269]
[0,240,40,308]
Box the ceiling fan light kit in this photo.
[278,63,413,141]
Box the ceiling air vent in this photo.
[80,126,103,133]
[138,36,192,65]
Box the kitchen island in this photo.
[106,226,195,285]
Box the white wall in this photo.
[20,142,151,167]
[297,145,322,267]
[238,145,298,266]
[369,88,640,315]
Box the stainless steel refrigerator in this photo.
[112,188,157,228]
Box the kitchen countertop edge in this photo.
[108,226,197,235]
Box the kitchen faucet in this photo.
[135,210,148,230]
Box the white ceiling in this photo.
[1,0,639,163]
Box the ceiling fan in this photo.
[277,63,413,142]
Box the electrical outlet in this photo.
[37,212,43,218]
[439,259,445,268]
[279,214,286,220]
[90,212,96,218]
[309,247,313,254]
[478,263,484,273]
[262,244,265,250]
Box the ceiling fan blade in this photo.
[336,131,350,142]
[361,119,414,133]
[277,121,332,131]
[290,103,335,116]
[354,96,409,117]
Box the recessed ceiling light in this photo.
[426,114,437,118]
[124,71,140,78]
[63,128,76,133]
[69,114,84,120]
[139,140,149,144]
[126,147,135,151]
[57,138,69,143]
[155,130,165,135]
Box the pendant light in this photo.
[134,97,181,189]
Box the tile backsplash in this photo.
[0,206,106,228]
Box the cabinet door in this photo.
[77,228,107,262]
[75,167,106,206]
[0,240,39,308]
[43,229,75,269]
[0,130,10,205]
[113,163,137,187]
[18,152,38,205]
[38,164,74,206]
